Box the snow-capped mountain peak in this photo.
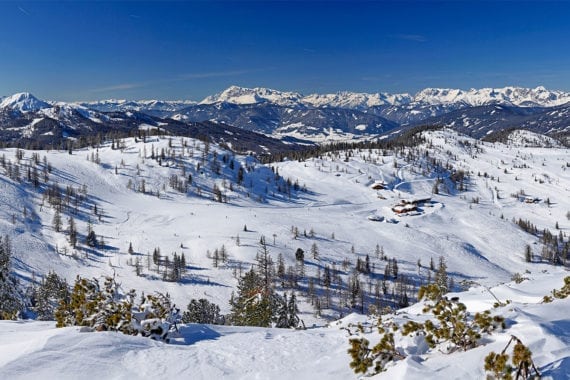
[199,85,570,110]
[200,85,304,107]
[413,86,570,107]
[302,91,413,109]
[0,92,51,112]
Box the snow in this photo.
[200,85,304,107]
[1,129,568,305]
[0,320,355,380]
[81,99,195,113]
[197,85,570,109]
[0,128,569,378]
[0,271,568,379]
[506,129,563,148]
[0,93,50,113]
[414,86,570,107]
[380,270,570,380]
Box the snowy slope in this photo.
[505,129,563,148]
[0,128,569,378]
[81,99,196,117]
[0,129,567,320]
[0,270,568,379]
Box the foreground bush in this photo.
[55,275,180,342]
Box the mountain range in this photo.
[1,85,570,148]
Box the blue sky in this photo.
[1,1,569,101]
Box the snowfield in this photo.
[0,270,568,379]
[0,128,569,378]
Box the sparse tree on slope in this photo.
[435,256,449,293]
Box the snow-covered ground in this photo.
[0,270,568,379]
[0,128,569,378]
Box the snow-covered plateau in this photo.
[0,128,569,379]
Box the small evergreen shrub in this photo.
[484,335,540,379]
[55,276,180,342]
[347,284,505,375]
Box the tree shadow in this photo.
[174,324,222,346]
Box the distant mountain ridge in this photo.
[2,85,570,146]
[198,85,570,109]
[75,85,570,112]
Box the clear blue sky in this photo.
[1,1,569,101]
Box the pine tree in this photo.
[229,268,273,327]
[213,248,220,268]
[287,292,301,328]
[274,293,290,328]
[0,236,23,319]
[33,271,69,320]
[391,258,398,279]
[152,247,160,266]
[182,298,224,324]
[68,217,77,248]
[525,244,532,263]
[311,242,319,260]
[52,210,62,233]
[435,256,449,293]
[295,248,304,261]
[277,253,285,282]
[256,236,273,294]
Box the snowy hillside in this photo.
[0,128,569,378]
[504,129,564,148]
[0,129,568,307]
[81,99,196,117]
[0,271,568,379]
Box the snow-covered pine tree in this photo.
[131,292,181,342]
[287,292,302,329]
[256,236,273,294]
[33,271,69,321]
[435,256,449,293]
[182,298,224,325]
[273,293,290,328]
[55,276,179,341]
[55,276,101,327]
[0,235,24,319]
